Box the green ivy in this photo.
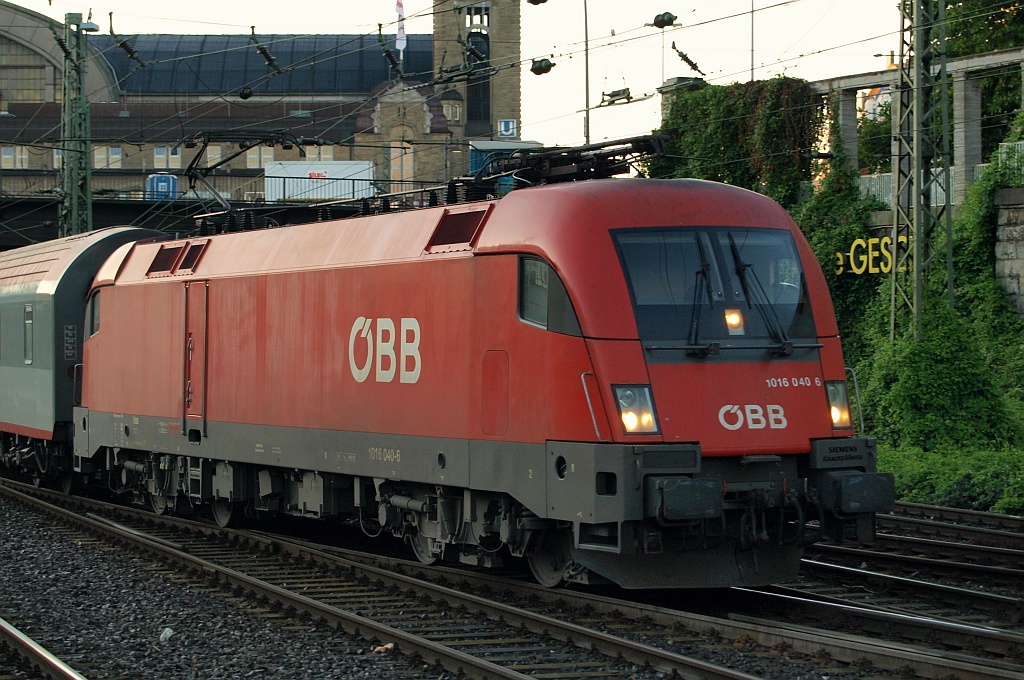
[652,77,823,207]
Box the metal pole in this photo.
[60,12,93,237]
[750,0,755,81]
[584,0,590,144]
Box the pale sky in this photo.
[25,0,900,146]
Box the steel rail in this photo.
[806,541,1024,584]
[879,513,1024,549]
[800,559,1024,622]
[892,502,1024,532]
[0,615,88,680]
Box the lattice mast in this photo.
[59,13,94,237]
[890,0,953,338]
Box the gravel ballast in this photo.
[0,497,447,679]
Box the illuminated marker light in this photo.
[614,385,659,434]
[725,308,745,335]
[826,380,853,429]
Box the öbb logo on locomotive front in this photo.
[717,404,788,430]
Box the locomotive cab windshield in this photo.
[614,227,816,355]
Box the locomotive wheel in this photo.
[60,472,75,495]
[526,528,573,588]
[407,531,437,565]
[149,493,171,515]
[211,499,237,528]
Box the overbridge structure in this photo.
[812,47,1024,205]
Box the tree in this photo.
[946,1,1024,155]
[857,100,891,174]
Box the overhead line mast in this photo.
[890,0,953,339]
[58,12,98,238]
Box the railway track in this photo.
[0,480,756,679]
[814,501,1024,582]
[888,501,1024,533]
[790,501,1024,628]
[303,537,1024,679]
[0,615,88,680]
[4,478,1020,679]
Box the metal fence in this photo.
[982,140,1024,185]
[859,141,1024,207]
[0,170,438,206]
[857,167,955,208]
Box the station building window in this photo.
[1,146,29,169]
[246,146,274,169]
[389,142,413,192]
[154,146,181,169]
[307,145,333,161]
[443,103,462,122]
[94,145,122,169]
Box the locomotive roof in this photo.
[96,179,835,338]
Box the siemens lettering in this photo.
[348,317,421,384]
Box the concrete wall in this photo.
[995,188,1024,315]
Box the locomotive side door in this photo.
[183,280,209,440]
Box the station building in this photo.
[0,1,523,241]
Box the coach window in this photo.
[518,257,581,337]
[23,304,33,365]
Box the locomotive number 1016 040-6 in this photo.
[764,376,821,388]
[368,447,401,463]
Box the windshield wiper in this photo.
[687,236,712,339]
[727,233,792,356]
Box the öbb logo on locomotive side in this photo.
[718,404,788,430]
[348,317,421,384]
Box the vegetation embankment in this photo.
[794,111,1024,515]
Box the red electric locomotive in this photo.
[2,142,893,589]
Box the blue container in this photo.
[146,173,178,201]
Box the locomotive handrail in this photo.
[580,372,608,442]
[846,366,866,433]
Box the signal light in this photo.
[652,12,677,29]
[530,58,555,75]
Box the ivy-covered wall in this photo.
[651,77,823,207]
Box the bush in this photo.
[879,445,1024,514]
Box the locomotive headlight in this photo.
[724,308,745,335]
[614,385,659,434]
[826,380,852,429]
